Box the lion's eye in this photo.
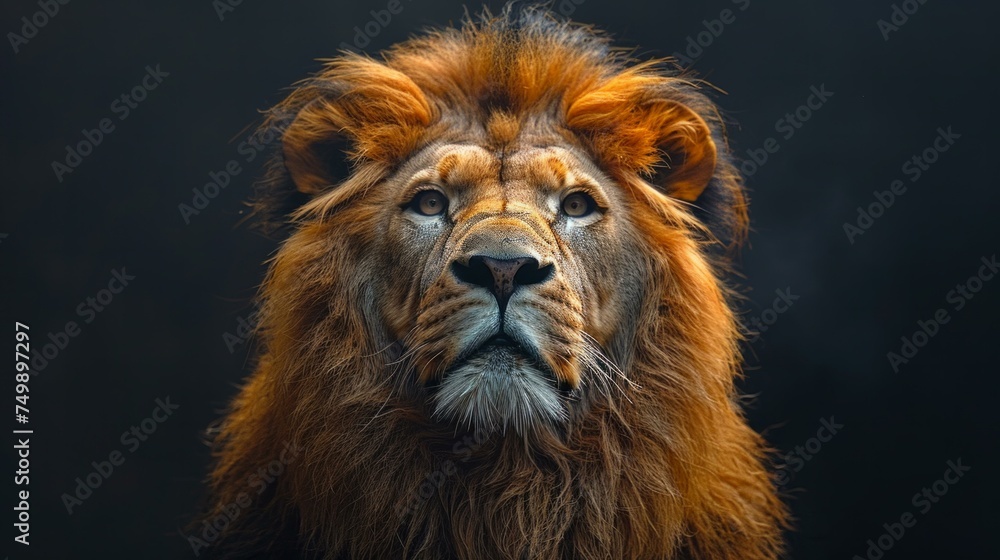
[410,190,448,216]
[561,192,596,218]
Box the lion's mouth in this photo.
[456,333,562,385]
[431,331,568,434]
[450,331,540,371]
[484,333,514,347]
[477,333,532,358]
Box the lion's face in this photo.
[250,23,744,440]
[366,138,644,434]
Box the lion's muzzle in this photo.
[416,212,580,434]
[450,255,553,314]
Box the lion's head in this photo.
[201,6,785,560]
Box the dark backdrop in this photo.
[3,1,998,558]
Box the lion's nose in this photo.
[451,255,553,312]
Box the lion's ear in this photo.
[278,104,354,198]
[566,73,745,247]
[632,97,747,248]
[644,100,718,202]
[565,73,718,203]
[252,56,432,230]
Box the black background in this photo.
[3,0,998,558]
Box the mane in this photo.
[200,5,784,559]
[252,5,746,250]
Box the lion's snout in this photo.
[450,256,553,313]
[447,212,560,318]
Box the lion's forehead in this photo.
[411,143,605,199]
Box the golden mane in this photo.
[198,6,785,559]
[253,7,747,246]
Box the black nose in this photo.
[451,256,553,312]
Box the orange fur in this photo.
[200,6,785,559]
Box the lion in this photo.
[196,6,787,559]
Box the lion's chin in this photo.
[432,345,566,435]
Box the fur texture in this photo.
[198,6,786,559]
